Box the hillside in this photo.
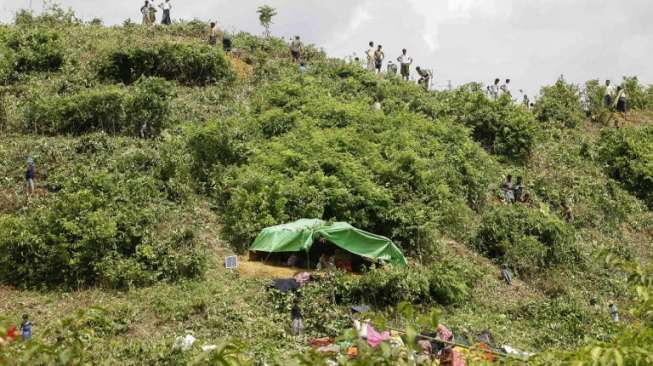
[1,7,653,365]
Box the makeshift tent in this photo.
[249,219,407,266]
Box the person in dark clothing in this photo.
[159,0,171,25]
[500,264,512,286]
[222,32,232,53]
[501,174,514,203]
[514,176,525,202]
[291,303,304,335]
[25,159,35,195]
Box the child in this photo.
[20,314,32,341]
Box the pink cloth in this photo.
[294,272,311,284]
[366,324,390,347]
[437,324,453,342]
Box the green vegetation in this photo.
[97,42,235,85]
[472,205,578,277]
[599,126,653,209]
[22,77,173,136]
[0,6,652,365]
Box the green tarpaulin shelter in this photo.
[249,219,407,266]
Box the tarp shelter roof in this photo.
[249,219,407,266]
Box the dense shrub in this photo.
[22,77,173,136]
[534,77,585,128]
[0,171,206,289]
[195,74,497,254]
[413,84,537,160]
[97,42,235,85]
[1,27,64,79]
[621,76,653,110]
[187,117,258,185]
[314,262,479,308]
[599,126,653,209]
[472,205,578,277]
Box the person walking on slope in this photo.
[365,41,376,71]
[159,0,171,25]
[397,48,413,80]
[290,36,303,63]
[374,45,385,73]
[25,157,35,195]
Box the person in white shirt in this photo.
[365,41,375,71]
[500,79,511,98]
[397,49,413,81]
[489,78,500,100]
[159,0,171,25]
[604,80,616,109]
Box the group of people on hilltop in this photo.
[360,42,431,90]
[207,22,232,52]
[603,79,628,122]
[140,0,172,25]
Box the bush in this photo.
[97,42,235,85]
[0,171,206,289]
[472,205,578,277]
[195,75,496,254]
[22,77,173,136]
[1,27,64,79]
[621,76,653,110]
[599,126,653,209]
[534,77,585,128]
[413,84,537,160]
[335,262,479,307]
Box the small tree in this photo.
[256,5,277,37]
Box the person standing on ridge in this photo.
[604,80,615,109]
[374,45,385,73]
[148,1,157,25]
[141,1,151,25]
[159,0,171,25]
[614,85,628,123]
[222,32,232,53]
[208,22,218,46]
[490,78,500,100]
[366,41,376,71]
[500,79,512,98]
[290,36,303,63]
[397,48,413,81]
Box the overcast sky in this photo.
[1,0,652,96]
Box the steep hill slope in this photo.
[0,8,652,365]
